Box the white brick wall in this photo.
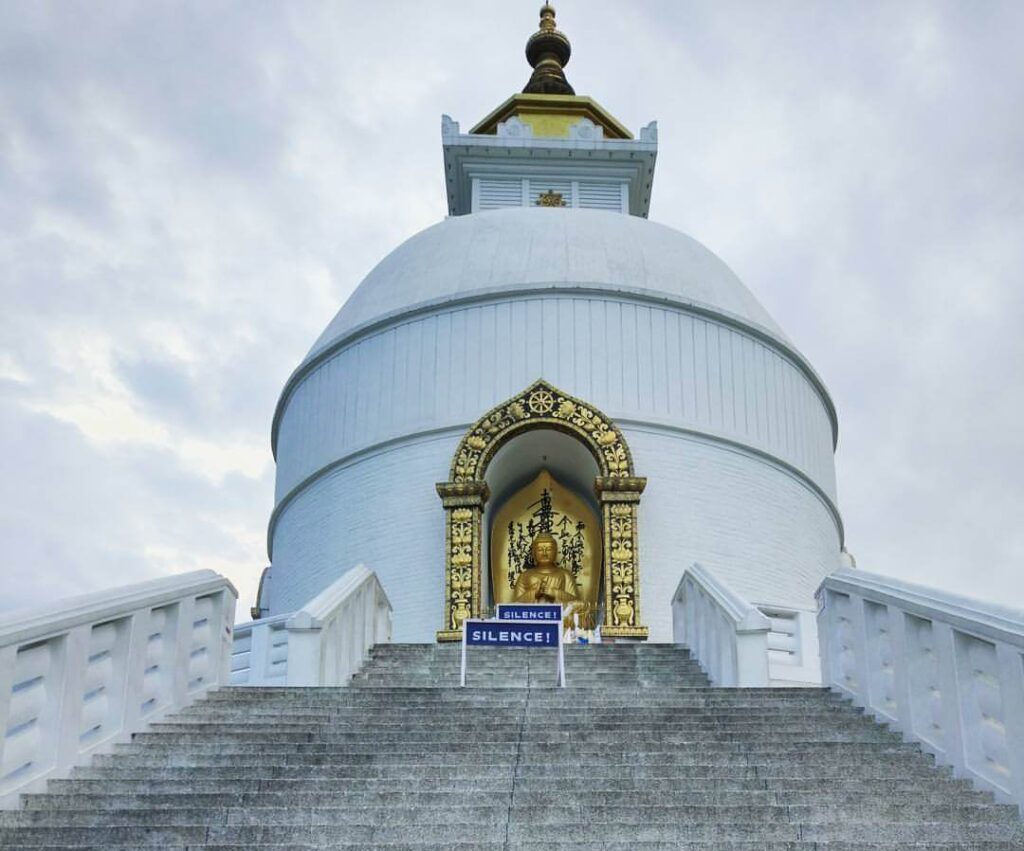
[627,428,841,642]
[269,433,458,642]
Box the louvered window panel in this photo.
[527,180,573,208]
[578,182,625,211]
[478,179,523,210]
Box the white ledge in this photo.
[685,563,771,632]
[0,570,237,648]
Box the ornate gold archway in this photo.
[436,380,648,641]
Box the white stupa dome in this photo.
[305,207,789,365]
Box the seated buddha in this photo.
[513,533,580,606]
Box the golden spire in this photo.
[523,3,575,96]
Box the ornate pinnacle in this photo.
[539,3,557,32]
[523,3,575,96]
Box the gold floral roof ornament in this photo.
[523,3,575,95]
[536,189,566,207]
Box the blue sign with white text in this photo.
[495,603,562,622]
[464,620,560,647]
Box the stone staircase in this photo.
[1,643,1021,849]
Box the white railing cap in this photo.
[286,565,391,631]
[821,567,1024,648]
[678,563,771,632]
[0,569,237,648]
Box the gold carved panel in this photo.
[436,481,487,642]
[450,380,634,483]
[597,477,647,639]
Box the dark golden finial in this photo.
[523,3,575,96]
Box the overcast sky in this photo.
[2,1,1022,620]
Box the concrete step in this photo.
[19,787,999,810]
[117,732,909,753]
[3,802,1020,830]
[130,717,902,735]
[4,843,1022,851]
[45,774,977,796]
[184,702,859,716]
[157,714,889,730]
[212,691,832,699]
[65,768,962,789]
[88,751,942,771]
[2,822,1021,845]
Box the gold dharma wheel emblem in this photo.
[536,189,566,207]
[528,389,556,414]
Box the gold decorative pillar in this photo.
[436,481,489,642]
[596,476,648,639]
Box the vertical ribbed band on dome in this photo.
[523,4,575,96]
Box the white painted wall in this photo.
[269,434,455,641]
[627,428,841,641]
[0,571,237,808]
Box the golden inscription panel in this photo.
[489,469,601,626]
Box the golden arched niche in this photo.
[436,379,647,641]
[490,469,601,626]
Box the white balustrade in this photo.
[0,570,237,808]
[817,568,1024,810]
[231,565,391,687]
[672,564,771,687]
[231,614,290,686]
[759,606,821,685]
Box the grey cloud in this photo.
[0,396,272,613]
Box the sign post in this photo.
[461,605,565,687]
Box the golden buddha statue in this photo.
[491,470,601,632]
[513,533,580,606]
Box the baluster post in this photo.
[932,622,967,777]
[889,608,914,736]
[0,644,17,778]
[53,625,90,777]
[995,644,1024,810]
